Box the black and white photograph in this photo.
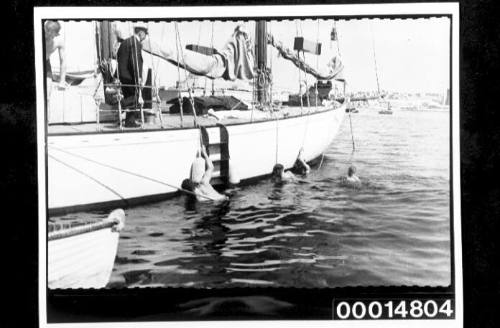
[36,3,462,326]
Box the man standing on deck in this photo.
[44,21,67,101]
[116,23,148,127]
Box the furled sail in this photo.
[267,33,345,82]
[140,25,255,81]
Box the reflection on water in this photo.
[56,110,452,288]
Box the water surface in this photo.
[57,109,452,288]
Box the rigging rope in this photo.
[146,21,162,126]
[211,21,215,96]
[315,19,320,107]
[49,154,126,202]
[269,21,273,108]
[296,22,304,115]
[114,24,124,130]
[131,22,145,128]
[174,22,184,127]
[175,22,198,127]
[50,146,214,201]
[274,111,279,165]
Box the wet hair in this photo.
[181,178,197,192]
[347,165,356,177]
[272,164,284,178]
[45,20,61,33]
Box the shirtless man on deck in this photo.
[44,20,67,95]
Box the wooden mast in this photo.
[255,20,268,106]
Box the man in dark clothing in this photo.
[116,23,148,127]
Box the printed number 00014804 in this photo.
[333,299,454,320]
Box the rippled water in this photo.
[57,109,452,288]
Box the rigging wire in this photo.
[300,19,320,152]
[370,21,381,95]
[49,154,127,202]
[146,21,160,125]
[174,22,203,152]
[131,21,145,127]
[50,146,215,201]
[175,22,199,127]
[315,19,320,107]
[211,21,215,96]
[296,20,304,115]
[337,20,356,155]
[173,22,184,127]
[269,21,273,108]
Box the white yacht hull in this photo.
[48,106,345,214]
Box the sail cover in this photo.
[267,33,345,82]
[141,26,254,81]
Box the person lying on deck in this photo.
[181,145,228,202]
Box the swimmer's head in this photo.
[181,178,197,192]
[347,165,356,177]
[272,164,285,179]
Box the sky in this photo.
[50,17,450,94]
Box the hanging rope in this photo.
[146,21,162,127]
[175,22,198,127]
[302,52,311,111]
[300,19,321,153]
[274,111,279,165]
[173,22,184,127]
[269,21,273,109]
[296,21,304,115]
[315,19,320,107]
[131,22,145,128]
[348,107,356,152]
[251,25,257,122]
[202,21,208,96]
[210,21,215,96]
[335,20,355,153]
[114,25,124,130]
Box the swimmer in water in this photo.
[343,165,361,187]
[181,145,228,202]
[291,148,311,176]
[271,163,296,183]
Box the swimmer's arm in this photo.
[200,145,214,185]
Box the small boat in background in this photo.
[378,102,393,115]
[346,104,359,113]
[48,209,125,289]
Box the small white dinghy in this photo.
[48,209,125,289]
